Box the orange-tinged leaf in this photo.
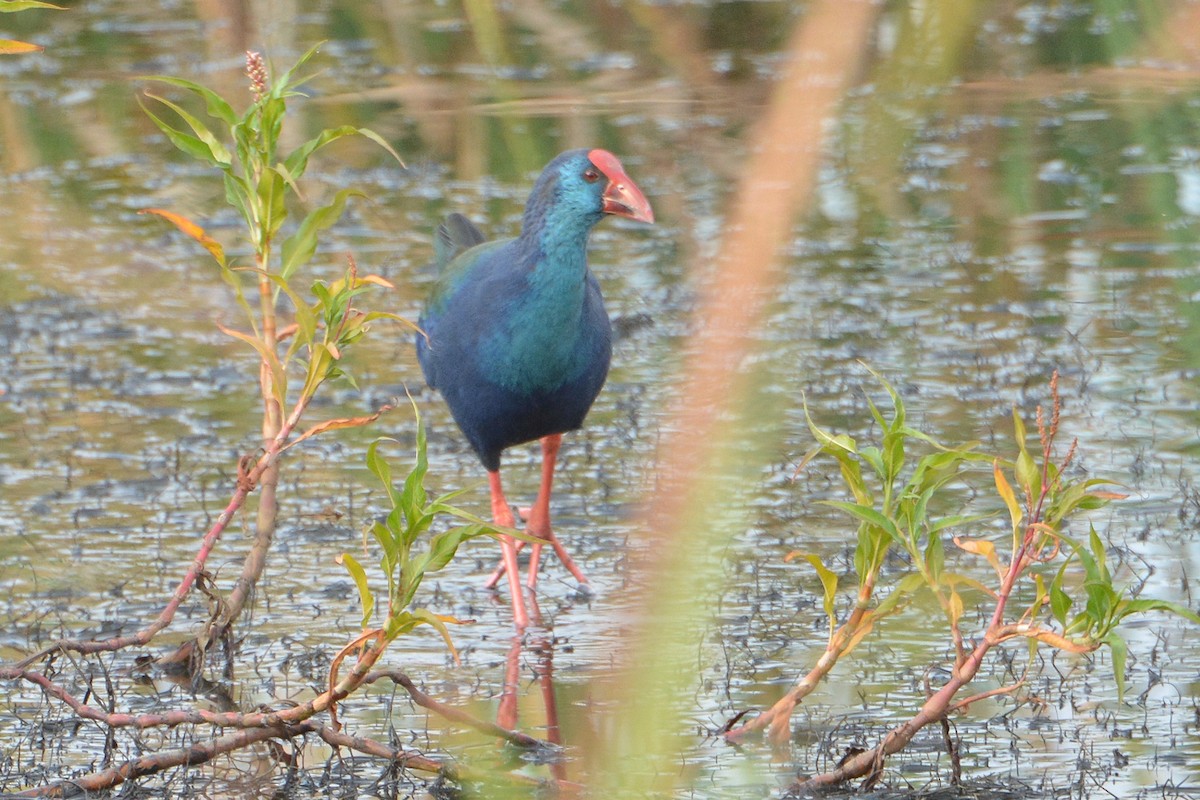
[356,273,396,289]
[411,608,467,666]
[994,459,1021,541]
[286,404,396,450]
[948,589,964,627]
[215,321,286,408]
[841,613,876,656]
[140,208,226,266]
[0,39,42,54]
[953,536,1004,579]
[1090,491,1128,501]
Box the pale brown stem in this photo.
[795,557,1096,789]
[726,577,877,742]
[367,669,548,749]
[315,724,448,774]
[158,393,314,668]
[947,681,1025,714]
[12,722,319,798]
[222,261,284,623]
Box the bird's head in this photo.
[524,149,654,239]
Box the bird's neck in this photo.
[521,206,597,296]
[483,212,599,393]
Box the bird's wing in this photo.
[434,212,486,269]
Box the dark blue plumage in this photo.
[415,148,653,627]
[417,149,644,470]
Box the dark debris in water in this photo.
[791,778,1047,800]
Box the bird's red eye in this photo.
[583,167,600,183]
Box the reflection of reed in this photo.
[582,0,882,793]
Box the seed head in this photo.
[246,51,268,101]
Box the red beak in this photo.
[589,148,655,224]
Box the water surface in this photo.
[2,2,1200,798]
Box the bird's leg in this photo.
[524,434,589,588]
[489,470,529,629]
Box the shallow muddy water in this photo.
[3,2,1200,798]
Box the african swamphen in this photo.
[417,149,654,628]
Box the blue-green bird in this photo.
[417,149,654,628]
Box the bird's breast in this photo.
[481,302,602,394]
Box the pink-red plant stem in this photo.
[16,393,313,668]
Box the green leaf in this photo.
[863,363,905,431]
[859,446,886,481]
[1084,582,1116,627]
[864,394,887,432]
[279,189,366,279]
[140,98,224,165]
[383,610,420,641]
[142,92,231,166]
[803,395,856,454]
[366,438,402,510]
[853,526,870,581]
[283,125,405,182]
[928,512,993,534]
[874,572,924,616]
[400,413,429,523]
[1089,526,1109,583]
[1103,631,1128,702]
[143,75,236,124]
[426,524,488,574]
[791,552,839,638]
[356,127,405,166]
[822,500,902,544]
[924,532,944,582]
[1050,573,1072,626]
[259,95,287,158]
[255,168,288,243]
[909,450,969,495]
[311,280,334,310]
[1119,597,1200,625]
[0,1,63,11]
[883,431,905,483]
[833,451,871,506]
[1012,406,1027,448]
[274,41,325,93]
[370,520,400,585]
[222,172,252,229]
[299,342,334,399]
[1015,448,1041,500]
[337,552,375,628]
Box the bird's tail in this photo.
[434,212,486,269]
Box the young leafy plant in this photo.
[729,370,1200,792]
[141,46,405,409]
[135,48,407,667]
[338,402,508,655]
